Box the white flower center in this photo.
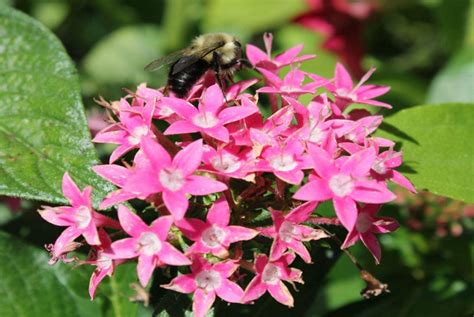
[195,270,222,291]
[328,174,354,197]
[96,253,113,270]
[278,221,297,243]
[192,112,219,128]
[127,125,149,145]
[269,153,297,172]
[75,206,92,229]
[308,125,323,143]
[262,263,281,285]
[336,88,356,100]
[159,168,185,191]
[211,154,241,173]
[137,232,162,256]
[356,213,372,233]
[372,158,387,174]
[159,106,174,117]
[201,225,226,248]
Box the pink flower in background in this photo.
[341,204,399,264]
[38,173,119,260]
[93,98,155,163]
[260,202,329,263]
[294,145,396,230]
[164,84,258,142]
[162,256,244,317]
[242,253,303,307]
[110,205,191,287]
[177,197,258,258]
[96,138,227,219]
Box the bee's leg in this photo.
[163,85,170,97]
[211,51,229,102]
[238,58,253,69]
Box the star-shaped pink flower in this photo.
[164,84,258,142]
[341,204,399,264]
[39,172,119,261]
[162,256,244,317]
[242,253,303,307]
[260,202,329,263]
[177,197,258,258]
[95,137,227,220]
[294,145,396,230]
[109,205,191,287]
[257,68,325,98]
[93,98,155,163]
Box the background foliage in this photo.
[0,0,472,316]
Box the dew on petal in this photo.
[328,174,354,197]
[137,232,162,256]
[269,153,298,172]
[159,168,185,191]
[75,206,92,229]
[201,225,227,248]
[262,263,281,285]
[192,112,219,128]
[195,270,222,291]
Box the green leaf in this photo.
[202,0,307,39]
[0,8,114,206]
[427,49,474,103]
[0,231,102,317]
[376,103,474,203]
[81,25,165,93]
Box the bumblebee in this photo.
[145,33,249,98]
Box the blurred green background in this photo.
[1,0,473,316]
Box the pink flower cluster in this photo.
[39,34,414,316]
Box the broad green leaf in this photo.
[376,103,474,203]
[427,49,474,103]
[202,0,307,39]
[0,8,114,206]
[81,25,165,94]
[0,231,101,317]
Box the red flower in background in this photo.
[294,0,376,77]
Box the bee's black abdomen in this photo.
[168,59,210,98]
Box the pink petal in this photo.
[204,125,229,142]
[218,106,258,124]
[173,139,203,176]
[267,281,294,307]
[82,221,100,245]
[159,243,192,266]
[213,261,239,277]
[373,216,399,233]
[162,190,189,220]
[92,211,121,229]
[164,120,200,135]
[137,254,156,287]
[162,97,198,120]
[269,239,287,262]
[93,164,131,187]
[246,44,268,65]
[334,63,353,90]
[391,171,417,193]
[357,85,390,99]
[150,215,173,240]
[176,218,207,241]
[89,266,112,299]
[117,205,148,236]
[185,175,227,196]
[286,201,318,223]
[38,206,75,226]
[99,191,137,209]
[288,240,312,263]
[201,84,224,114]
[123,171,162,196]
[360,232,381,264]
[254,254,269,273]
[257,68,282,87]
[293,179,333,202]
[62,172,82,206]
[226,226,258,244]
[352,181,396,203]
[207,197,230,226]
[141,137,172,168]
[215,279,244,303]
[341,228,361,249]
[242,276,267,303]
[275,169,304,185]
[307,144,337,178]
[341,147,376,177]
[110,238,139,259]
[53,226,81,257]
[333,196,357,230]
[109,144,134,163]
[161,274,197,294]
[93,129,127,144]
[275,44,303,64]
[193,288,216,317]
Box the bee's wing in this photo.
[170,41,226,75]
[144,49,188,72]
